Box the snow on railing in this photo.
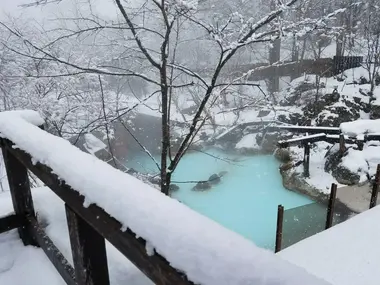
[267,124,340,135]
[0,110,331,285]
[278,133,327,146]
[341,119,380,137]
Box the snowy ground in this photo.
[0,187,153,285]
[279,205,380,285]
[0,230,65,285]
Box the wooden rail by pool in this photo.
[370,164,380,209]
[276,131,380,178]
[275,177,380,252]
[325,184,337,229]
[0,137,194,285]
[275,205,284,253]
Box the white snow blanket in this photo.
[236,133,259,149]
[83,133,107,155]
[0,110,330,285]
[340,119,380,137]
[279,205,380,285]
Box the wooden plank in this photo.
[3,141,194,285]
[0,214,24,234]
[275,205,284,253]
[325,183,337,229]
[27,216,76,285]
[1,144,37,246]
[370,164,380,209]
[65,204,110,285]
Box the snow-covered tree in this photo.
[0,0,347,194]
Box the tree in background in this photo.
[362,0,380,95]
[0,0,346,194]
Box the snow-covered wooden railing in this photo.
[267,125,341,135]
[0,110,331,285]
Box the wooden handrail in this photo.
[0,138,193,285]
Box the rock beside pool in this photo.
[325,145,362,185]
[208,174,221,184]
[193,181,212,191]
[332,164,361,185]
[279,160,303,173]
[280,162,294,172]
[218,171,228,177]
[281,170,326,201]
[274,148,291,163]
[169,184,180,192]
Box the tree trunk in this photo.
[290,36,300,80]
[268,0,281,96]
[160,83,170,195]
[268,38,281,98]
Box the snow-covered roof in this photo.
[0,110,330,285]
[279,205,380,285]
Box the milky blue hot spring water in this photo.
[125,149,313,250]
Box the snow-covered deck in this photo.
[0,230,65,285]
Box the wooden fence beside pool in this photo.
[275,166,380,253]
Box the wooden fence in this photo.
[0,137,194,285]
[218,56,364,93]
[275,169,380,252]
[333,56,363,74]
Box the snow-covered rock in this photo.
[274,148,291,163]
[324,144,366,185]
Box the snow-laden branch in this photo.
[114,0,161,69]
[0,22,161,86]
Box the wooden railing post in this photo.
[370,164,380,209]
[1,142,37,246]
[325,183,337,229]
[303,143,310,178]
[65,204,110,285]
[339,134,346,154]
[275,205,284,253]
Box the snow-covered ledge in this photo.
[0,110,330,285]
